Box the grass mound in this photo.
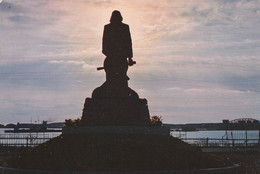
[7,134,229,171]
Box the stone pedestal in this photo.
[81,97,150,126]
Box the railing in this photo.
[181,138,260,147]
[0,134,60,147]
[1,133,259,147]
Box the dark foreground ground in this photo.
[0,136,259,173]
[2,134,228,171]
[206,147,260,174]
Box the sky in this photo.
[0,0,260,124]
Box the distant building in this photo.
[222,120,229,124]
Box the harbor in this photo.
[0,131,259,147]
[0,118,259,147]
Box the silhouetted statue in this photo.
[103,10,133,64]
[81,10,150,126]
[102,10,135,86]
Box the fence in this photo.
[0,134,60,147]
[182,138,260,147]
[1,133,259,147]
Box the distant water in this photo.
[171,130,260,146]
[0,128,61,146]
[0,128,61,139]
[1,128,259,146]
[1,128,259,140]
[171,130,259,139]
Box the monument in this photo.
[80,10,150,126]
[3,11,233,173]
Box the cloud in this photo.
[48,60,97,71]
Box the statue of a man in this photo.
[102,10,134,82]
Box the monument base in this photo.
[81,97,150,126]
[62,126,170,136]
[6,132,230,171]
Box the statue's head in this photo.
[110,10,123,24]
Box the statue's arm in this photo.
[102,25,109,56]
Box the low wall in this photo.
[0,164,241,174]
[62,126,170,136]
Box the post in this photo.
[231,131,234,148]
[258,129,260,145]
[26,137,29,147]
[245,130,248,147]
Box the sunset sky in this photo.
[0,0,260,124]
